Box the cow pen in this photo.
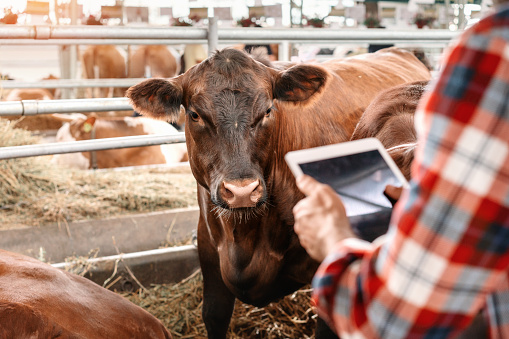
[0,23,455,337]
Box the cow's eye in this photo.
[189,111,200,122]
[265,107,272,117]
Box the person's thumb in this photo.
[296,174,321,196]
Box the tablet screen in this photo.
[298,149,402,217]
[285,138,408,241]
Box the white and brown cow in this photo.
[51,114,188,169]
[127,47,431,338]
[0,249,171,338]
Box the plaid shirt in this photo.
[312,6,509,339]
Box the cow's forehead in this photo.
[189,85,270,116]
[185,49,272,92]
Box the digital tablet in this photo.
[285,138,409,241]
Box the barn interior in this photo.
[0,0,494,337]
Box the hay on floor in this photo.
[123,270,317,339]
[0,119,197,229]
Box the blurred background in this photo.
[0,0,494,82]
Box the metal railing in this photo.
[0,78,146,90]
[0,24,458,44]
[0,20,457,161]
[0,98,131,116]
[0,133,186,160]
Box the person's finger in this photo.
[384,184,403,204]
[296,174,322,196]
[293,197,316,216]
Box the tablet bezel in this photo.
[284,137,410,189]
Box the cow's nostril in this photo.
[222,179,262,208]
[250,184,263,202]
[223,186,234,199]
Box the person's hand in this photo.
[383,184,404,206]
[293,175,356,262]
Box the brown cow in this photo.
[81,45,127,98]
[0,249,171,338]
[127,47,431,338]
[128,45,181,78]
[351,80,429,180]
[51,114,187,169]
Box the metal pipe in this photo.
[216,28,458,41]
[52,245,197,270]
[0,98,132,116]
[0,133,186,160]
[0,78,148,89]
[0,39,207,45]
[208,17,218,56]
[0,38,450,46]
[0,25,208,40]
[0,25,458,43]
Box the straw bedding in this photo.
[0,119,197,229]
[123,270,317,339]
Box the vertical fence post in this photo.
[208,17,218,56]
[279,41,290,61]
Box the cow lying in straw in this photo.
[51,113,188,169]
[0,249,172,338]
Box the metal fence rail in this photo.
[0,22,457,161]
[0,78,146,89]
[0,98,131,116]
[0,133,186,160]
[0,25,458,44]
[0,39,208,46]
[0,26,208,40]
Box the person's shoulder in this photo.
[469,5,509,35]
[455,5,509,50]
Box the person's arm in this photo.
[299,12,509,338]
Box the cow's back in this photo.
[0,249,171,338]
[321,47,429,131]
[274,47,430,157]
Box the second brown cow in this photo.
[351,80,429,180]
[127,47,430,338]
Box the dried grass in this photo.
[0,119,197,229]
[123,270,317,339]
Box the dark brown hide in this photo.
[0,250,171,339]
[351,80,429,180]
[127,47,431,338]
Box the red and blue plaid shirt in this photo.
[312,6,509,338]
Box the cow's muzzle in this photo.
[220,179,263,208]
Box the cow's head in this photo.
[127,48,328,214]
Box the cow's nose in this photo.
[222,179,262,208]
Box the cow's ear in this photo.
[82,116,96,133]
[127,78,183,122]
[273,65,328,102]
